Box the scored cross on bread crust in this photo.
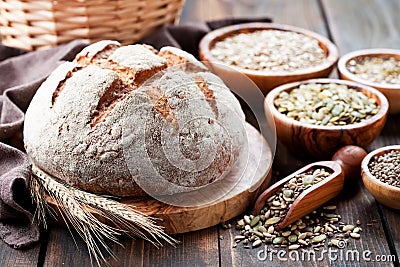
[24,41,246,197]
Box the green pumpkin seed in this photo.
[250,216,260,227]
[288,235,298,243]
[312,234,327,243]
[273,237,285,244]
[265,217,281,225]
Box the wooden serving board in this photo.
[48,123,272,234]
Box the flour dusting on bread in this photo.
[24,41,246,197]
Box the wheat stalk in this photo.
[30,164,177,267]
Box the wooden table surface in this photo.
[1,0,400,266]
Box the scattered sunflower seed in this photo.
[342,225,356,232]
[289,244,300,250]
[253,239,262,248]
[234,235,246,241]
[350,233,361,239]
[244,215,251,225]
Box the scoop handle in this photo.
[331,145,367,180]
[254,145,367,216]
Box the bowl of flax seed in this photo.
[199,23,339,95]
[362,145,400,210]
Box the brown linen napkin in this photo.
[0,143,39,248]
[0,17,272,249]
[0,40,88,248]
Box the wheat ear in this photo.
[30,164,177,267]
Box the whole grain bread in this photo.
[23,41,246,197]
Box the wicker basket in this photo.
[0,0,184,50]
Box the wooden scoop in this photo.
[254,145,367,230]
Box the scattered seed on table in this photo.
[231,169,363,250]
[350,233,361,239]
[252,239,262,248]
[312,234,327,243]
[342,225,356,232]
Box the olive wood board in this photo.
[46,123,272,234]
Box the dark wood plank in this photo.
[322,0,400,54]
[331,181,395,267]
[142,227,219,267]
[0,240,40,267]
[109,226,219,267]
[43,227,94,267]
[369,115,400,150]
[107,237,144,267]
[379,204,400,264]
[43,225,219,267]
[43,225,147,267]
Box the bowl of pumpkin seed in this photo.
[265,78,389,159]
[338,48,400,114]
[362,145,400,210]
[199,23,339,95]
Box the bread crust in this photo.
[24,41,246,197]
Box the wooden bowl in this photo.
[362,145,400,210]
[199,23,339,95]
[264,78,389,159]
[338,49,400,114]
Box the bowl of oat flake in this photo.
[362,145,400,210]
[265,78,388,159]
[338,48,400,114]
[199,23,339,95]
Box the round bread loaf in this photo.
[24,41,246,197]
